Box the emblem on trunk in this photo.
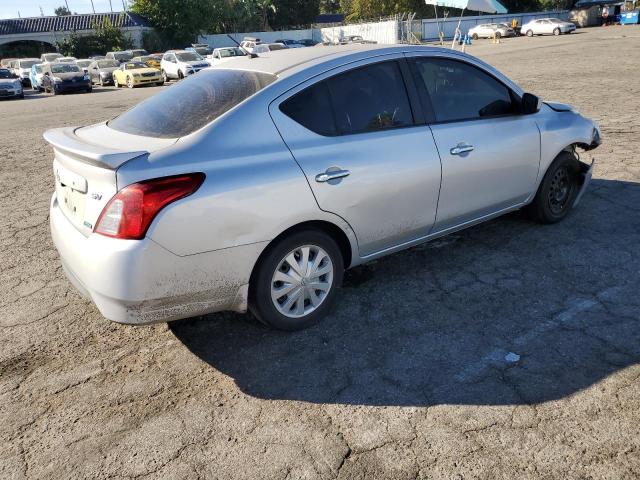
[91,193,102,200]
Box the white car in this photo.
[11,58,39,86]
[56,56,78,64]
[522,18,576,36]
[206,47,247,66]
[468,23,516,39]
[40,52,63,63]
[239,37,264,54]
[160,50,209,82]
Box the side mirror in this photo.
[522,92,541,114]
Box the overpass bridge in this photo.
[0,12,152,51]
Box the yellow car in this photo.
[132,55,161,69]
[112,61,163,88]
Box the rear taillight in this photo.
[95,173,205,240]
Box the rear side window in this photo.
[412,58,515,123]
[109,69,277,138]
[280,61,414,136]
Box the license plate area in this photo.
[55,163,87,224]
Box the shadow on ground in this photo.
[171,179,640,407]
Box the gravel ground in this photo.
[1,26,639,479]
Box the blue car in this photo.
[30,63,45,91]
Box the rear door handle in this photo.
[450,143,474,155]
[315,169,350,183]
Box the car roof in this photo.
[214,44,438,78]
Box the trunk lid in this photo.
[44,125,177,236]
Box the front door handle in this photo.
[315,168,350,183]
[450,143,474,155]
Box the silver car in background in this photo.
[468,23,516,39]
[46,46,600,331]
[522,18,577,36]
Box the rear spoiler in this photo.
[43,127,147,170]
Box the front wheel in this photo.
[526,151,581,224]
[472,33,479,40]
[553,27,561,35]
[495,31,502,39]
[127,76,134,88]
[250,230,343,331]
[526,29,533,37]
[162,70,169,83]
[114,77,120,88]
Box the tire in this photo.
[472,33,479,40]
[19,92,25,99]
[127,76,134,88]
[526,151,581,224]
[114,77,120,88]
[495,31,502,39]
[553,27,561,35]
[162,70,169,83]
[156,81,164,86]
[86,87,92,93]
[249,229,344,331]
[526,29,533,37]
[178,70,184,80]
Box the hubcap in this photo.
[548,166,571,214]
[271,245,333,318]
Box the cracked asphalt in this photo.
[1,26,639,479]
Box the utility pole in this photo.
[90,0,96,13]
[64,0,70,12]
[109,0,114,12]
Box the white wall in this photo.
[199,29,317,49]
[422,11,570,40]
[320,20,398,44]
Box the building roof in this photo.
[0,12,150,36]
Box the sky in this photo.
[1,0,127,19]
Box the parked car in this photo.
[206,47,247,66]
[41,62,91,95]
[90,55,106,60]
[468,23,516,39]
[126,49,149,58]
[131,55,161,69]
[30,63,45,91]
[160,50,209,82]
[186,44,212,56]
[339,35,377,44]
[522,18,576,36]
[113,61,163,88]
[275,39,304,48]
[88,59,120,86]
[76,59,93,73]
[105,51,133,64]
[12,58,39,86]
[239,37,262,54]
[1,58,16,68]
[56,56,78,64]
[267,43,287,51]
[298,39,319,47]
[45,45,600,330]
[0,68,24,99]
[40,53,63,63]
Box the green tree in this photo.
[55,17,133,57]
[54,5,72,15]
[269,0,320,28]
[131,0,217,47]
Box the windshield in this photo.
[218,48,245,58]
[34,65,43,73]
[176,52,203,62]
[112,52,132,60]
[0,69,11,78]
[19,60,38,68]
[124,62,148,69]
[51,64,81,73]
[77,60,92,68]
[109,69,277,138]
[97,60,119,68]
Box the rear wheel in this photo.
[472,33,479,40]
[114,77,120,88]
[250,230,343,331]
[526,29,533,36]
[526,151,581,224]
[162,70,169,83]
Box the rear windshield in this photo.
[108,69,277,138]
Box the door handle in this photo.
[315,169,350,183]
[450,143,474,155]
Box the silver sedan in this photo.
[46,45,600,330]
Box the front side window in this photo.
[280,61,414,136]
[412,58,515,123]
[109,69,277,138]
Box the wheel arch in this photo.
[248,219,356,292]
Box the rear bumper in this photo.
[50,193,266,325]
